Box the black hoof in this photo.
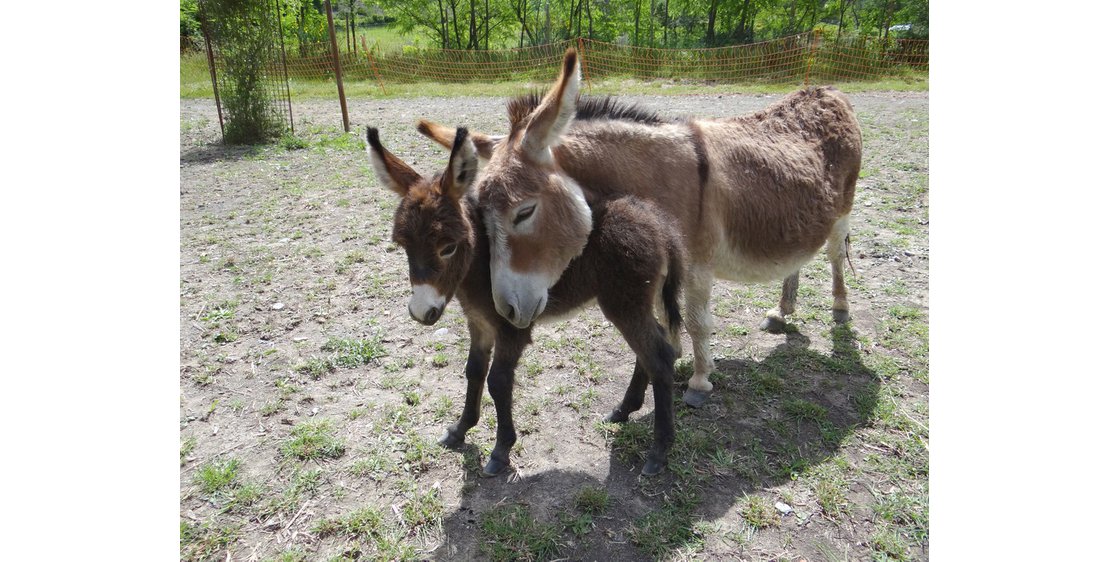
[481,456,511,478]
[605,409,630,423]
[760,316,787,334]
[641,457,666,476]
[682,388,712,408]
[833,309,851,324]
[438,429,465,448]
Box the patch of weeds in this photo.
[214,330,239,344]
[813,477,850,519]
[431,352,449,368]
[596,419,651,465]
[479,504,560,562]
[180,437,197,466]
[749,368,784,396]
[202,301,238,323]
[402,391,421,406]
[194,457,241,495]
[295,357,334,380]
[874,489,929,545]
[739,495,780,529]
[260,398,287,416]
[229,481,264,511]
[313,132,363,153]
[348,406,369,420]
[279,133,309,150]
[784,399,829,423]
[523,358,544,379]
[869,524,911,560]
[431,395,454,422]
[726,324,750,337]
[574,486,609,514]
[569,388,598,413]
[401,485,444,528]
[281,420,346,460]
[335,251,366,274]
[322,336,386,368]
[180,520,239,562]
[265,549,310,562]
[349,448,392,480]
[399,430,441,473]
[629,498,702,558]
[559,511,594,538]
[313,506,387,540]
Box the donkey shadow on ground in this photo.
[432,324,880,561]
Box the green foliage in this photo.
[200,0,287,143]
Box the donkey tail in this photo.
[661,236,686,341]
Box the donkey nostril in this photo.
[506,304,516,322]
[425,307,441,324]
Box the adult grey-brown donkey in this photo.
[417,49,862,407]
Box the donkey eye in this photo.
[439,243,458,258]
[513,204,536,225]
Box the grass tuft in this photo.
[281,420,346,460]
[479,504,560,562]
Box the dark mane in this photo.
[506,92,664,131]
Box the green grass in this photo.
[281,420,346,460]
[739,495,780,529]
[181,520,239,562]
[479,504,561,562]
[194,457,241,495]
[574,486,610,514]
[321,336,386,368]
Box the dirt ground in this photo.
[180,90,929,561]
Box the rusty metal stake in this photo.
[324,0,350,132]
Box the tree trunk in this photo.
[663,0,669,47]
[633,0,641,46]
[706,0,718,46]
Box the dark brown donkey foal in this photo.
[365,126,686,476]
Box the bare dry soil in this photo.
[180,91,929,561]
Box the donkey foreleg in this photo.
[761,271,800,334]
[481,328,528,477]
[440,320,495,448]
[605,360,650,423]
[683,269,715,407]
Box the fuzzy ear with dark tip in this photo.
[365,126,424,197]
[520,49,580,162]
[417,119,503,161]
[441,127,479,200]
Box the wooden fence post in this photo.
[324,0,350,133]
[201,22,225,138]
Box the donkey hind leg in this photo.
[605,360,649,423]
[682,269,715,408]
[481,329,528,477]
[761,272,800,334]
[828,214,852,324]
[602,303,677,476]
[440,320,495,448]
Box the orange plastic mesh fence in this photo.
[272,31,927,90]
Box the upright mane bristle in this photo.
[505,92,664,133]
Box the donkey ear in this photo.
[365,127,423,197]
[520,49,580,162]
[417,119,502,161]
[441,127,479,200]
